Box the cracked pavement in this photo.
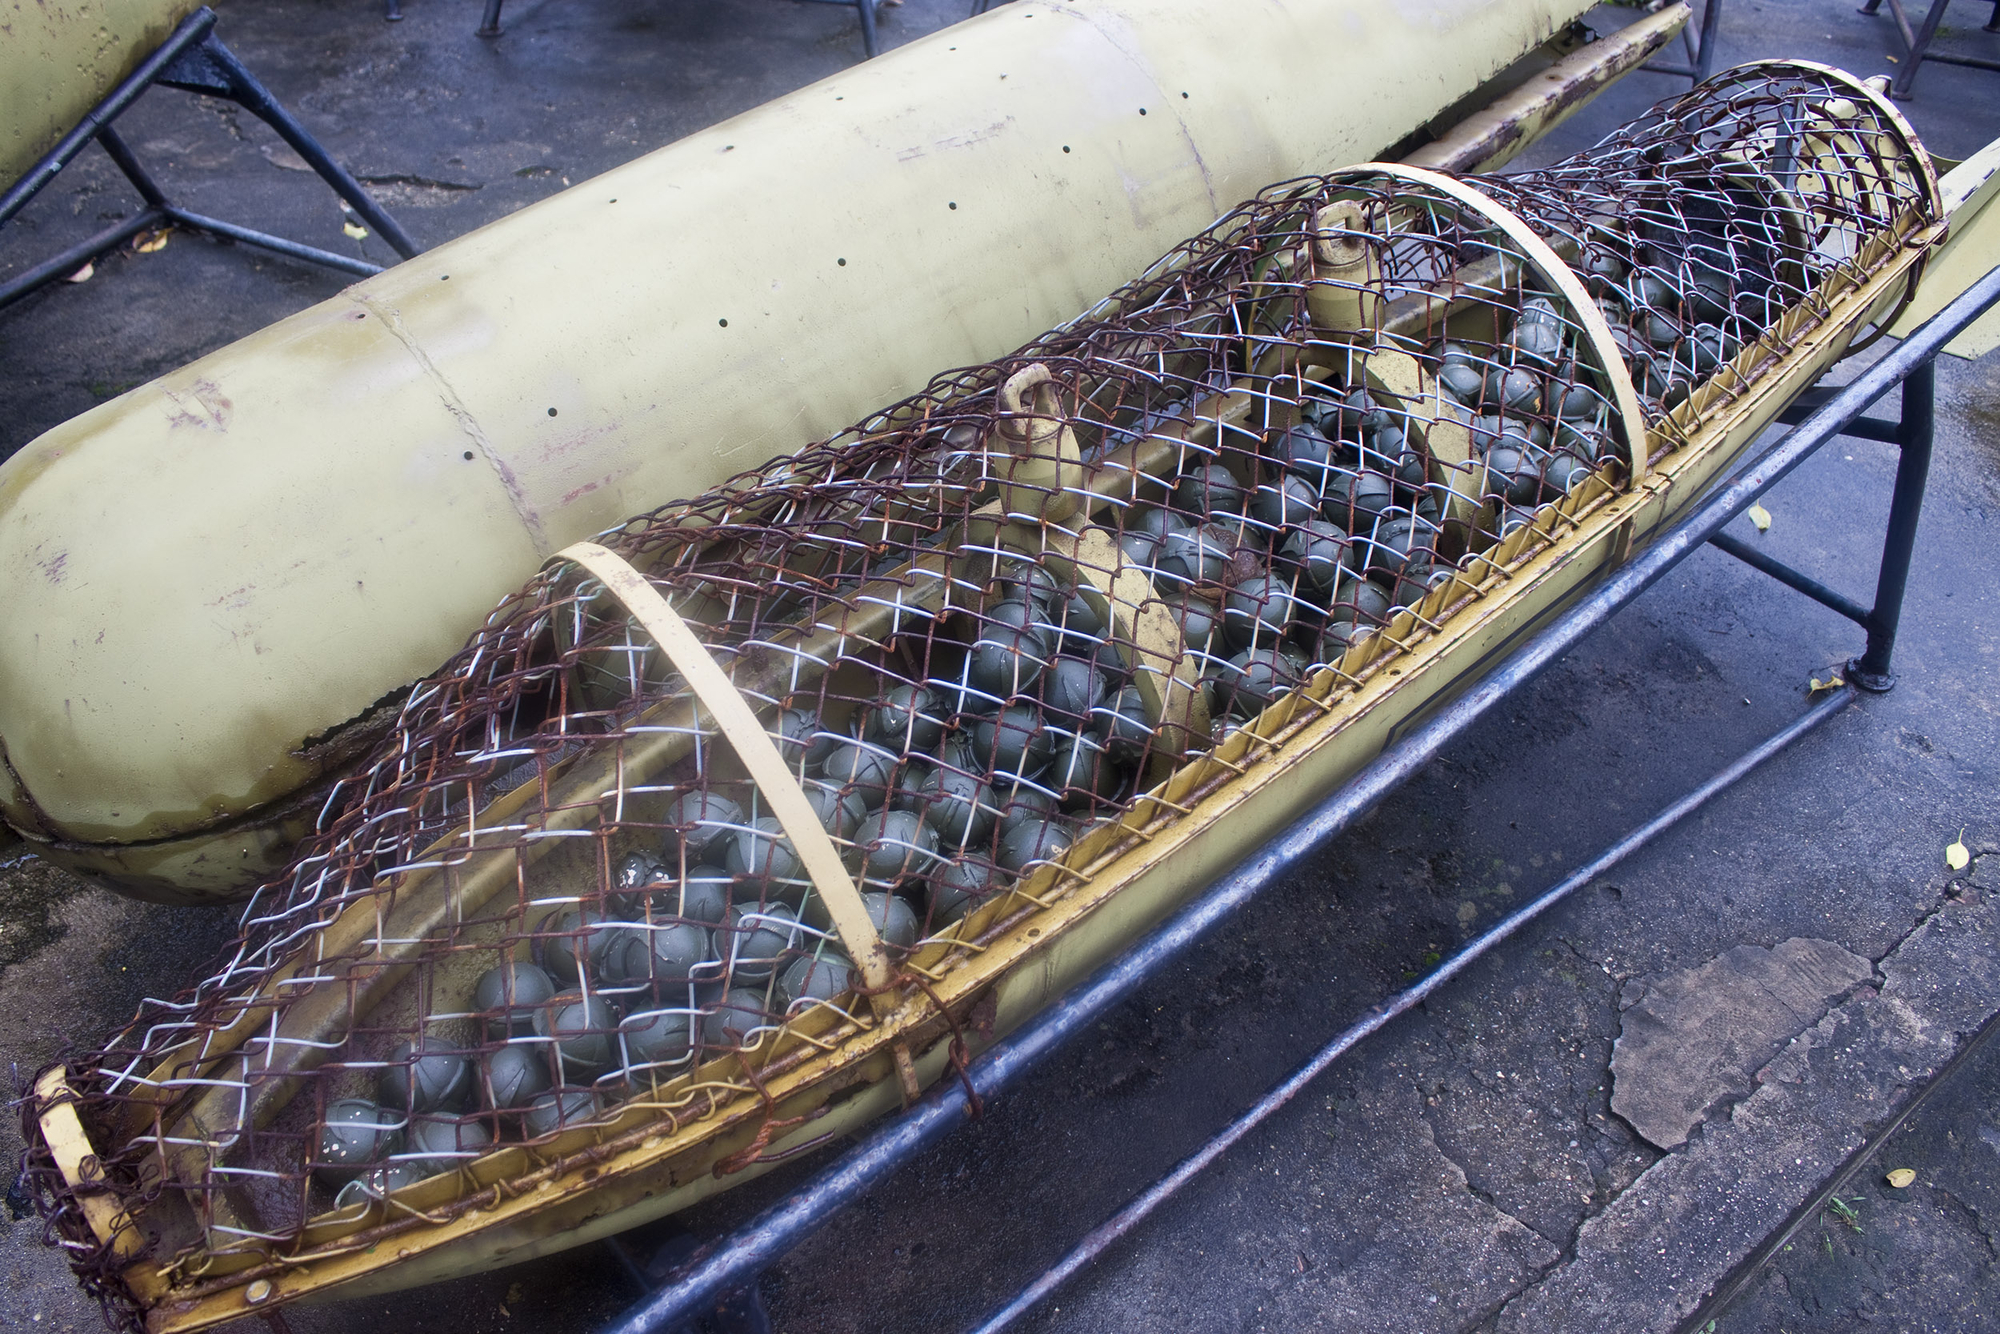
[5,1,2000,1332]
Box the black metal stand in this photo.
[594,261,2000,1334]
[1644,0,1726,82]
[1714,359,1936,691]
[1860,0,2000,99]
[0,7,419,313]
[478,0,879,56]
[603,1233,771,1334]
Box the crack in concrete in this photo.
[1417,1099,1569,1253]
[198,97,250,144]
[1488,863,2000,1333]
[1409,933,1661,1332]
[1404,1103,1570,1333]
[1870,886,1961,971]
[356,173,482,192]
[1931,1185,2000,1263]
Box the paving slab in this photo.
[1610,938,1875,1152]
[1709,948,2000,1333]
[1498,864,2000,1332]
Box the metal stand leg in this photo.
[0,5,420,311]
[385,0,403,21]
[1895,0,1951,98]
[1711,355,1937,693]
[1712,350,1928,696]
[1847,359,1935,690]
[94,126,169,212]
[1690,0,1723,81]
[1724,356,1938,694]
[856,0,879,58]
[159,33,420,258]
[1861,0,2000,98]
[1644,0,1723,81]
[478,0,505,38]
[792,0,882,56]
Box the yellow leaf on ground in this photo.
[1946,828,1970,871]
[1808,672,1845,693]
[1886,1168,1916,1189]
[1748,504,1772,532]
[134,227,170,254]
[64,261,94,284]
[343,221,369,240]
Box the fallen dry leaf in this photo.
[1808,671,1845,693]
[1748,504,1772,532]
[64,261,94,284]
[1886,1168,1916,1188]
[343,221,369,240]
[1946,828,1970,871]
[134,227,171,254]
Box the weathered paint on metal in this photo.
[1889,139,2000,356]
[0,0,1608,903]
[1406,2,1689,174]
[0,0,201,190]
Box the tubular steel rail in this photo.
[597,260,2000,1334]
[0,7,418,312]
[1644,0,1726,82]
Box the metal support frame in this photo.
[478,0,878,55]
[1713,361,1937,691]
[1644,0,1725,81]
[794,0,879,59]
[596,261,2000,1334]
[0,6,419,313]
[1860,0,2000,99]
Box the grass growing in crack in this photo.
[1826,1196,1865,1233]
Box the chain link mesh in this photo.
[22,64,1935,1328]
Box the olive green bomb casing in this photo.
[0,0,1610,902]
[0,0,202,192]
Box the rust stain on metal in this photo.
[160,378,236,433]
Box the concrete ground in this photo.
[4,1,2000,1332]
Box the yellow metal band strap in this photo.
[33,1068,163,1298]
[1356,162,1653,489]
[1013,523,1212,783]
[555,542,895,993]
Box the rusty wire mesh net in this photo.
[24,65,1935,1327]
